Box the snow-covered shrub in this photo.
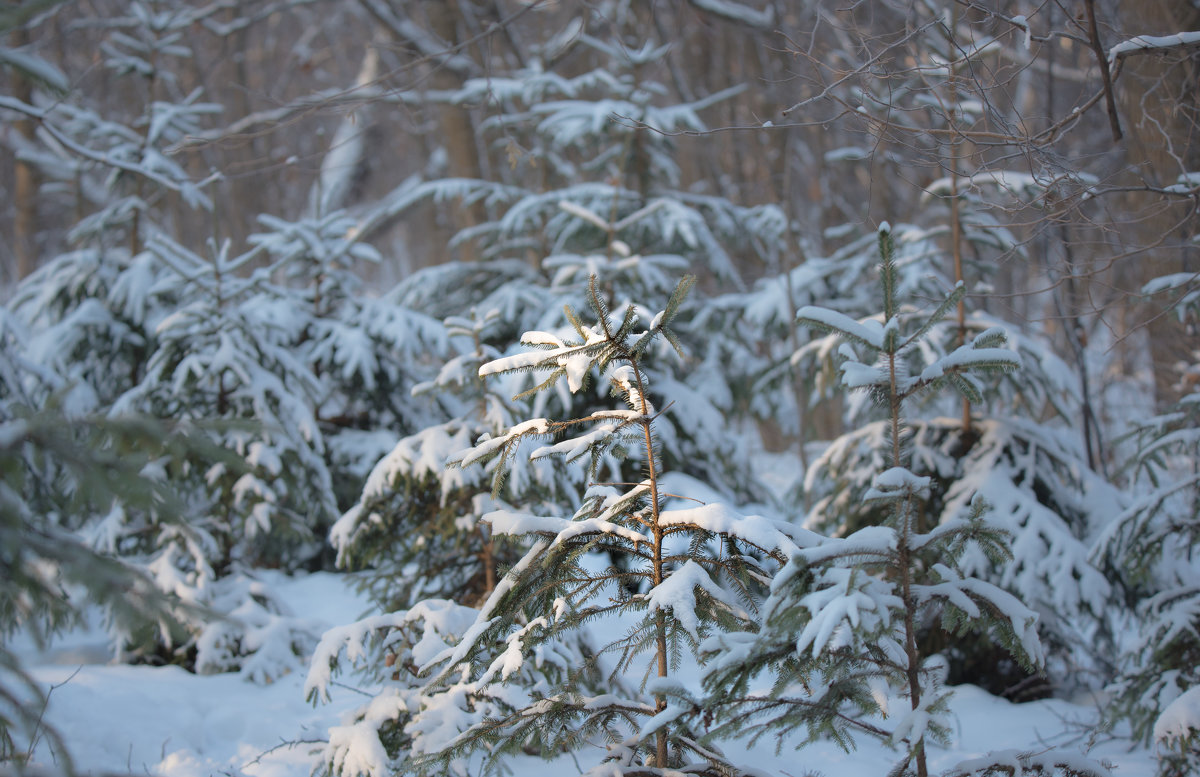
[245,210,448,508]
[1098,341,1200,775]
[3,232,363,675]
[801,410,1118,696]
[699,224,1108,777]
[71,235,338,670]
[7,248,177,414]
[111,235,337,570]
[193,574,325,684]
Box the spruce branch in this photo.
[903,283,967,350]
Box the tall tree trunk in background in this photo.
[357,0,487,265]
[11,22,38,281]
[426,2,484,262]
[1114,0,1200,406]
[216,5,259,252]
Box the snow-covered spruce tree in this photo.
[700,225,1109,777]
[99,233,337,677]
[759,5,1121,694]
[417,274,799,775]
[244,209,448,510]
[888,15,1120,689]
[797,313,1117,697]
[1096,275,1200,775]
[750,220,1118,696]
[307,292,603,777]
[329,50,790,661]
[308,275,797,777]
[801,411,1116,697]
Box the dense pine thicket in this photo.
[2,1,1198,775]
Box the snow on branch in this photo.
[478,329,607,393]
[658,502,807,557]
[450,418,551,468]
[646,559,745,639]
[918,346,1023,382]
[483,508,648,549]
[917,564,1043,668]
[304,601,478,703]
[946,748,1115,777]
[1108,31,1200,69]
[796,306,884,350]
[0,45,68,94]
[1154,686,1200,746]
[794,567,901,658]
[0,95,216,203]
[686,0,774,30]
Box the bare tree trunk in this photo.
[215,4,260,252]
[11,22,39,280]
[944,5,971,436]
[426,3,484,262]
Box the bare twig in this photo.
[24,665,82,768]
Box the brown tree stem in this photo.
[1084,0,1123,142]
[636,358,670,769]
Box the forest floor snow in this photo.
[15,572,1156,777]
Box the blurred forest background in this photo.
[5,0,1197,421]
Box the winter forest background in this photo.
[2,1,1200,776]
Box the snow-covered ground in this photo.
[14,572,1155,777]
